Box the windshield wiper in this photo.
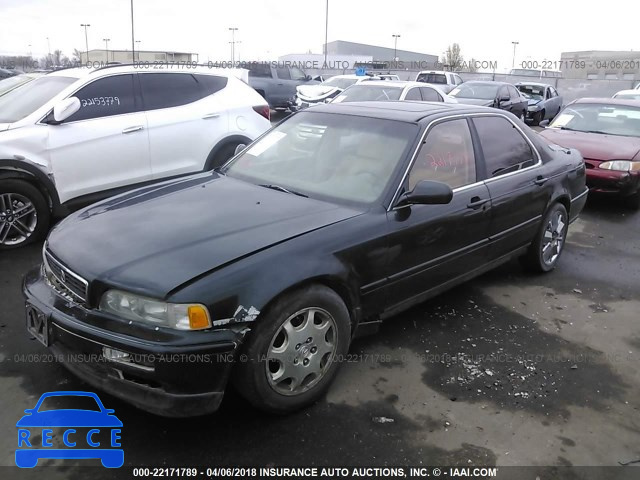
[259,184,308,197]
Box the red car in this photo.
[539,98,640,209]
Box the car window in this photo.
[334,85,402,102]
[66,74,139,122]
[549,87,557,97]
[405,88,422,101]
[140,73,204,111]
[408,119,477,190]
[473,116,536,177]
[498,86,509,99]
[454,74,463,85]
[0,75,76,123]
[194,74,228,95]
[416,72,447,84]
[290,67,307,81]
[419,87,443,102]
[508,85,520,100]
[275,67,291,80]
[248,63,272,78]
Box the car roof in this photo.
[306,100,500,122]
[614,89,640,96]
[461,80,511,86]
[348,80,431,89]
[417,70,451,75]
[515,82,550,87]
[572,97,640,107]
[44,64,244,79]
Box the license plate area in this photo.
[26,304,49,346]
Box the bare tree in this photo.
[441,43,464,71]
[72,48,83,63]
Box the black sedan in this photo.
[450,81,528,121]
[23,102,588,417]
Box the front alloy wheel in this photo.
[0,180,50,250]
[233,285,350,413]
[266,307,337,395]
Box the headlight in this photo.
[99,290,211,330]
[598,160,640,172]
[528,105,539,111]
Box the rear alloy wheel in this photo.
[232,285,350,414]
[0,180,50,250]
[522,203,568,272]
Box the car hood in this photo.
[47,174,362,297]
[17,410,123,427]
[527,98,542,106]
[0,123,10,131]
[538,128,640,161]
[452,98,494,106]
[296,84,341,100]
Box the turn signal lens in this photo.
[188,305,211,330]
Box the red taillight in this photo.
[253,105,270,121]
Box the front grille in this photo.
[43,248,88,304]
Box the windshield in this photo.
[416,73,447,84]
[0,75,34,96]
[333,85,403,102]
[322,77,359,89]
[517,85,544,99]
[450,83,499,100]
[0,75,76,123]
[549,103,640,137]
[223,112,417,205]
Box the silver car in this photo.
[515,82,563,125]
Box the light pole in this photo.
[130,0,136,63]
[392,34,401,64]
[511,41,519,69]
[235,41,242,62]
[135,40,141,61]
[103,38,111,63]
[46,37,51,55]
[324,0,329,67]
[80,24,90,62]
[228,27,238,64]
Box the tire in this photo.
[205,142,241,170]
[232,284,351,414]
[521,203,568,273]
[0,180,50,250]
[532,110,544,126]
[624,190,640,210]
[519,110,526,122]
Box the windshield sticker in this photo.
[247,131,286,156]
[552,114,573,127]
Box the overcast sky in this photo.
[1,0,639,71]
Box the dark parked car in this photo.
[450,81,528,121]
[247,62,318,110]
[516,82,563,125]
[0,68,19,79]
[539,98,640,209]
[23,102,587,417]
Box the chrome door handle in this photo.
[202,113,220,119]
[122,125,143,134]
[467,197,489,209]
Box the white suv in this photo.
[0,65,271,249]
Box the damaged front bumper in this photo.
[22,266,245,417]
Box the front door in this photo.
[384,118,492,311]
[48,74,151,204]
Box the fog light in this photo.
[188,305,211,330]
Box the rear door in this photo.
[139,72,229,178]
[384,118,492,310]
[471,115,550,258]
[47,73,151,203]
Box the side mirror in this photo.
[305,74,312,81]
[234,144,247,156]
[397,180,453,207]
[499,95,510,103]
[51,97,81,123]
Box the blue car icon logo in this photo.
[16,391,123,468]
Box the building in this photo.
[80,49,197,64]
[324,40,437,67]
[560,50,640,81]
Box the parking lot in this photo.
[1,189,639,474]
